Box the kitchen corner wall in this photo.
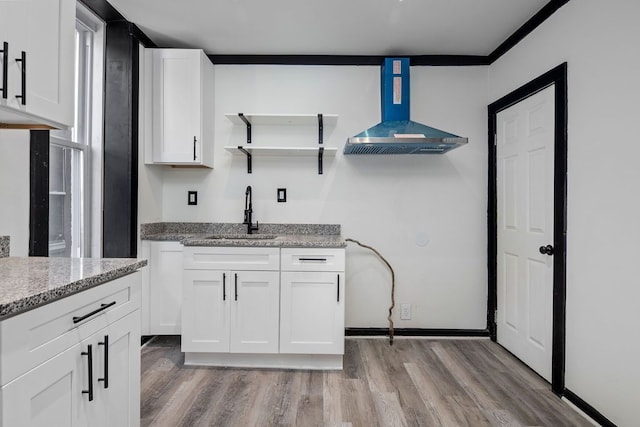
[0,130,30,257]
[139,63,489,330]
[489,1,640,425]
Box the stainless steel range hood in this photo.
[344,58,468,155]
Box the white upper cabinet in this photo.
[0,0,75,128]
[145,49,214,167]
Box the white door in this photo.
[0,342,82,427]
[95,311,141,427]
[148,241,183,335]
[280,271,344,355]
[496,85,555,381]
[230,271,280,354]
[152,49,201,164]
[25,0,75,127]
[182,270,230,353]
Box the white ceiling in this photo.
[107,0,551,56]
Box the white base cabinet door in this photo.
[280,272,344,354]
[230,270,280,354]
[146,241,183,335]
[182,269,280,354]
[182,269,230,353]
[0,311,140,427]
[0,341,81,427]
[93,310,141,427]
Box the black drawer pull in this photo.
[223,273,226,301]
[81,344,94,401]
[337,274,340,302]
[299,258,327,262]
[73,301,116,324]
[98,335,109,389]
[0,42,7,99]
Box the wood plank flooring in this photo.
[140,337,592,427]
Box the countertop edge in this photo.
[142,232,346,248]
[0,259,148,321]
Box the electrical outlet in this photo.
[277,188,287,202]
[188,191,197,205]
[400,303,411,320]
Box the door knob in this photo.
[539,244,554,256]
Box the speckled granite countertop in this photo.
[0,236,9,258]
[141,223,346,248]
[0,257,148,319]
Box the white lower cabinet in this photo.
[280,271,344,354]
[141,241,183,335]
[182,269,280,354]
[181,246,346,370]
[280,248,345,355]
[0,273,141,427]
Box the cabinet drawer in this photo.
[183,246,280,271]
[0,272,141,387]
[281,248,345,272]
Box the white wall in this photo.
[489,1,640,425]
[141,64,489,329]
[0,130,30,256]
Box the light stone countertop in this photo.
[0,257,147,319]
[141,222,346,248]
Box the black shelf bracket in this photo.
[318,147,324,175]
[238,146,252,173]
[238,113,252,144]
[318,113,323,145]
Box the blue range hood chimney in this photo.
[344,58,468,155]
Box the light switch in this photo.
[277,188,287,203]
[188,191,197,205]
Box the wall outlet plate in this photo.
[188,191,197,205]
[400,303,411,320]
[277,188,287,202]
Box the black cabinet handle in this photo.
[73,301,116,324]
[234,273,238,301]
[81,344,94,401]
[0,42,7,99]
[98,335,109,389]
[337,274,340,302]
[15,51,25,105]
[193,136,197,161]
[223,273,226,301]
[299,258,327,262]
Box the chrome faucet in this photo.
[243,185,259,234]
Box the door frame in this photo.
[487,62,567,395]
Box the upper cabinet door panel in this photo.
[0,0,74,128]
[0,0,28,112]
[152,49,202,164]
[25,0,75,127]
[146,48,214,167]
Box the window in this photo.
[48,5,104,257]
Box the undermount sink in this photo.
[204,234,277,240]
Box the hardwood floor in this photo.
[140,336,592,427]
